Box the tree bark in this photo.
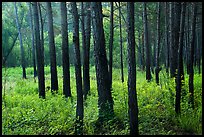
[38,3,44,60]
[119,2,124,82]
[83,2,91,99]
[14,2,26,79]
[165,2,170,75]
[46,2,59,92]
[155,2,161,85]
[108,2,114,89]
[60,2,71,98]
[91,2,114,121]
[189,3,197,109]
[71,2,84,135]
[175,2,186,114]
[127,2,139,135]
[143,2,152,81]
[33,2,45,99]
[28,2,37,78]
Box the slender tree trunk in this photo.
[109,2,114,89]
[141,32,145,71]
[38,3,44,60]
[127,2,139,135]
[186,5,190,74]
[46,2,59,92]
[119,2,124,82]
[143,2,152,81]
[137,30,142,69]
[197,31,201,74]
[189,3,197,109]
[28,2,37,78]
[71,2,84,135]
[170,2,181,78]
[175,2,186,114]
[165,2,170,75]
[60,2,71,98]
[91,2,114,121]
[83,2,91,99]
[33,2,45,99]
[155,2,161,85]
[14,2,26,79]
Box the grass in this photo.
[2,66,202,135]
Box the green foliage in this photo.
[2,67,202,135]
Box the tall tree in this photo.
[109,2,114,89]
[38,3,44,60]
[60,2,71,98]
[189,3,197,109]
[91,2,114,121]
[83,2,91,99]
[155,2,161,85]
[71,2,84,135]
[170,2,181,78]
[28,2,37,78]
[165,2,170,74]
[143,2,152,81]
[14,2,26,79]
[33,2,45,99]
[127,2,139,135]
[46,2,58,92]
[118,2,124,83]
[175,2,186,114]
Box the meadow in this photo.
[2,66,202,135]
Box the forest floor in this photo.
[2,66,202,135]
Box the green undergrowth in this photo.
[2,66,202,135]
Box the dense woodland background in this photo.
[2,2,202,135]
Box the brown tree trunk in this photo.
[175,2,186,114]
[189,3,197,109]
[118,2,124,82]
[71,2,84,135]
[60,2,71,98]
[143,2,152,81]
[33,2,45,99]
[155,2,161,85]
[46,2,59,92]
[127,2,139,135]
[91,2,114,121]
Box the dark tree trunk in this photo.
[141,32,145,71]
[155,2,161,85]
[38,3,44,60]
[46,2,59,92]
[153,39,156,70]
[165,2,170,75]
[197,31,201,74]
[33,2,45,99]
[108,2,114,89]
[28,2,37,78]
[137,30,142,69]
[14,2,26,79]
[91,2,114,121]
[82,2,91,100]
[71,2,84,135]
[119,2,124,82]
[170,2,181,78]
[83,2,91,99]
[189,3,197,109]
[186,5,190,74]
[175,2,186,114]
[143,2,152,81]
[60,2,71,98]
[127,2,139,135]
